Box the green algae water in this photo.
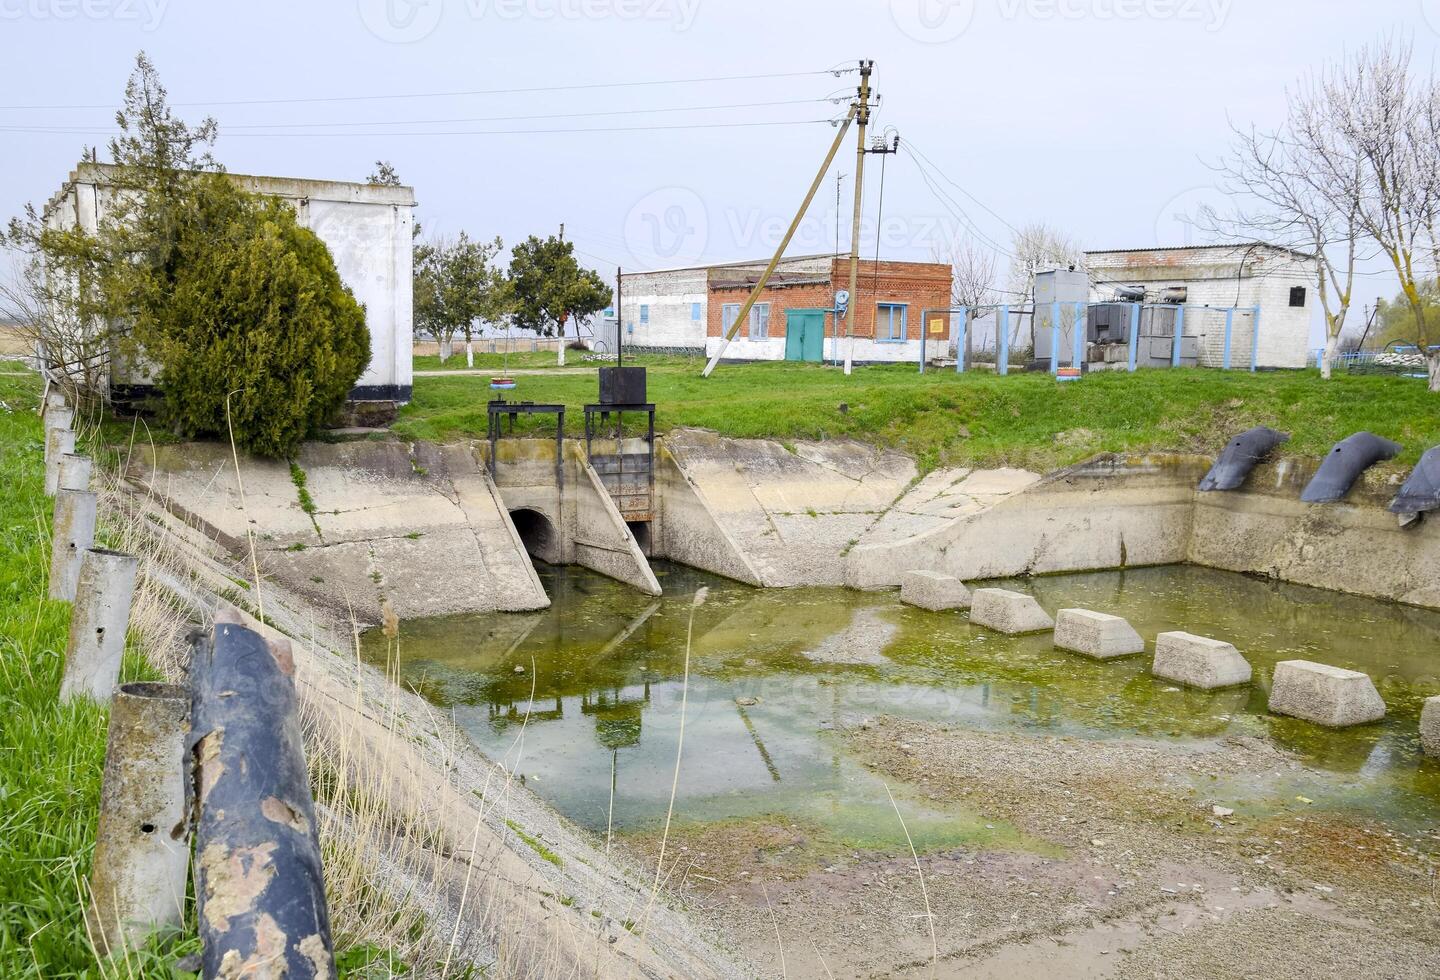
[362,562,1440,850]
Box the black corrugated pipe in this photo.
[1198,427,1290,491]
[1301,432,1404,504]
[186,610,333,978]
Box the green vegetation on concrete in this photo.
[504,819,564,867]
[0,367,191,977]
[393,360,1440,472]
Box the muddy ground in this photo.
[619,717,1440,978]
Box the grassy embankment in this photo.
[0,367,194,976]
[393,359,1440,473]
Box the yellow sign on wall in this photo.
[928,317,945,336]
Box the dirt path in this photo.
[413,367,598,377]
[620,718,1440,978]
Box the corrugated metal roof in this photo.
[1085,242,1317,260]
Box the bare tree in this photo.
[0,254,110,405]
[931,234,999,364]
[1297,38,1440,391]
[1207,88,1362,379]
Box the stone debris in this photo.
[1053,609,1145,659]
[1422,697,1440,758]
[899,570,972,611]
[1151,632,1252,690]
[1268,660,1386,728]
[969,589,1055,635]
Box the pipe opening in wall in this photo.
[627,520,652,556]
[509,508,557,561]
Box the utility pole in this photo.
[842,60,874,376]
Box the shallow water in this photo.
[363,562,1440,851]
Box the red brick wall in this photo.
[706,259,953,341]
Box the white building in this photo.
[1084,244,1318,369]
[45,162,416,401]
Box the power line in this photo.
[0,117,838,139]
[0,67,857,112]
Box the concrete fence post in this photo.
[45,428,76,496]
[43,390,68,419]
[49,489,98,601]
[86,682,191,958]
[43,406,74,454]
[188,610,334,978]
[59,452,93,493]
[60,548,138,702]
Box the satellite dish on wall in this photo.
[835,289,850,314]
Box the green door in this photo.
[785,310,825,362]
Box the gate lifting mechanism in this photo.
[585,367,656,523]
[920,302,1265,375]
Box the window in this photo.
[1289,286,1307,308]
[639,304,650,324]
[691,302,702,321]
[876,303,908,341]
[749,303,771,340]
[721,303,741,335]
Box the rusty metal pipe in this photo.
[49,489,97,601]
[45,428,76,496]
[87,682,191,957]
[188,611,334,979]
[61,548,138,702]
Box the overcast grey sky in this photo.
[4,0,1439,343]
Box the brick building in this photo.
[705,257,953,364]
[1085,244,1318,369]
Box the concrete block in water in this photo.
[1268,660,1386,727]
[1422,697,1440,757]
[969,589,1054,634]
[1152,632,1252,690]
[900,570,971,611]
[1054,609,1145,659]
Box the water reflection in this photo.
[363,562,1440,841]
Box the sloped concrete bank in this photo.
[115,477,746,978]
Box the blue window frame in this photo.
[691,302,702,321]
[721,303,741,335]
[749,303,771,340]
[877,303,908,342]
[639,304,650,324]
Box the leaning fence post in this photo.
[59,452,93,493]
[86,682,191,958]
[44,406,74,455]
[61,548,138,702]
[45,428,77,496]
[189,610,334,979]
[49,489,98,601]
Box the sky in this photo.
[4,0,1440,346]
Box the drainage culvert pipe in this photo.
[87,682,191,958]
[187,611,334,978]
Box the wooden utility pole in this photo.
[842,60,874,376]
[702,101,860,377]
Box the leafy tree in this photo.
[506,235,610,365]
[367,161,402,186]
[1374,278,1440,350]
[132,173,369,457]
[413,232,507,363]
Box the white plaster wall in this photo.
[619,268,708,349]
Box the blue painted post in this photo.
[956,307,968,374]
[1128,302,1140,372]
[1222,308,1234,369]
[1171,305,1185,368]
[1072,302,1086,370]
[1250,305,1261,372]
[999,305,1012,375]
[1050,301,1061,375]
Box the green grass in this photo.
[412,351,697,372]
[503,819,563,868]
[392,360,1440,473]
[0,367,196,977]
